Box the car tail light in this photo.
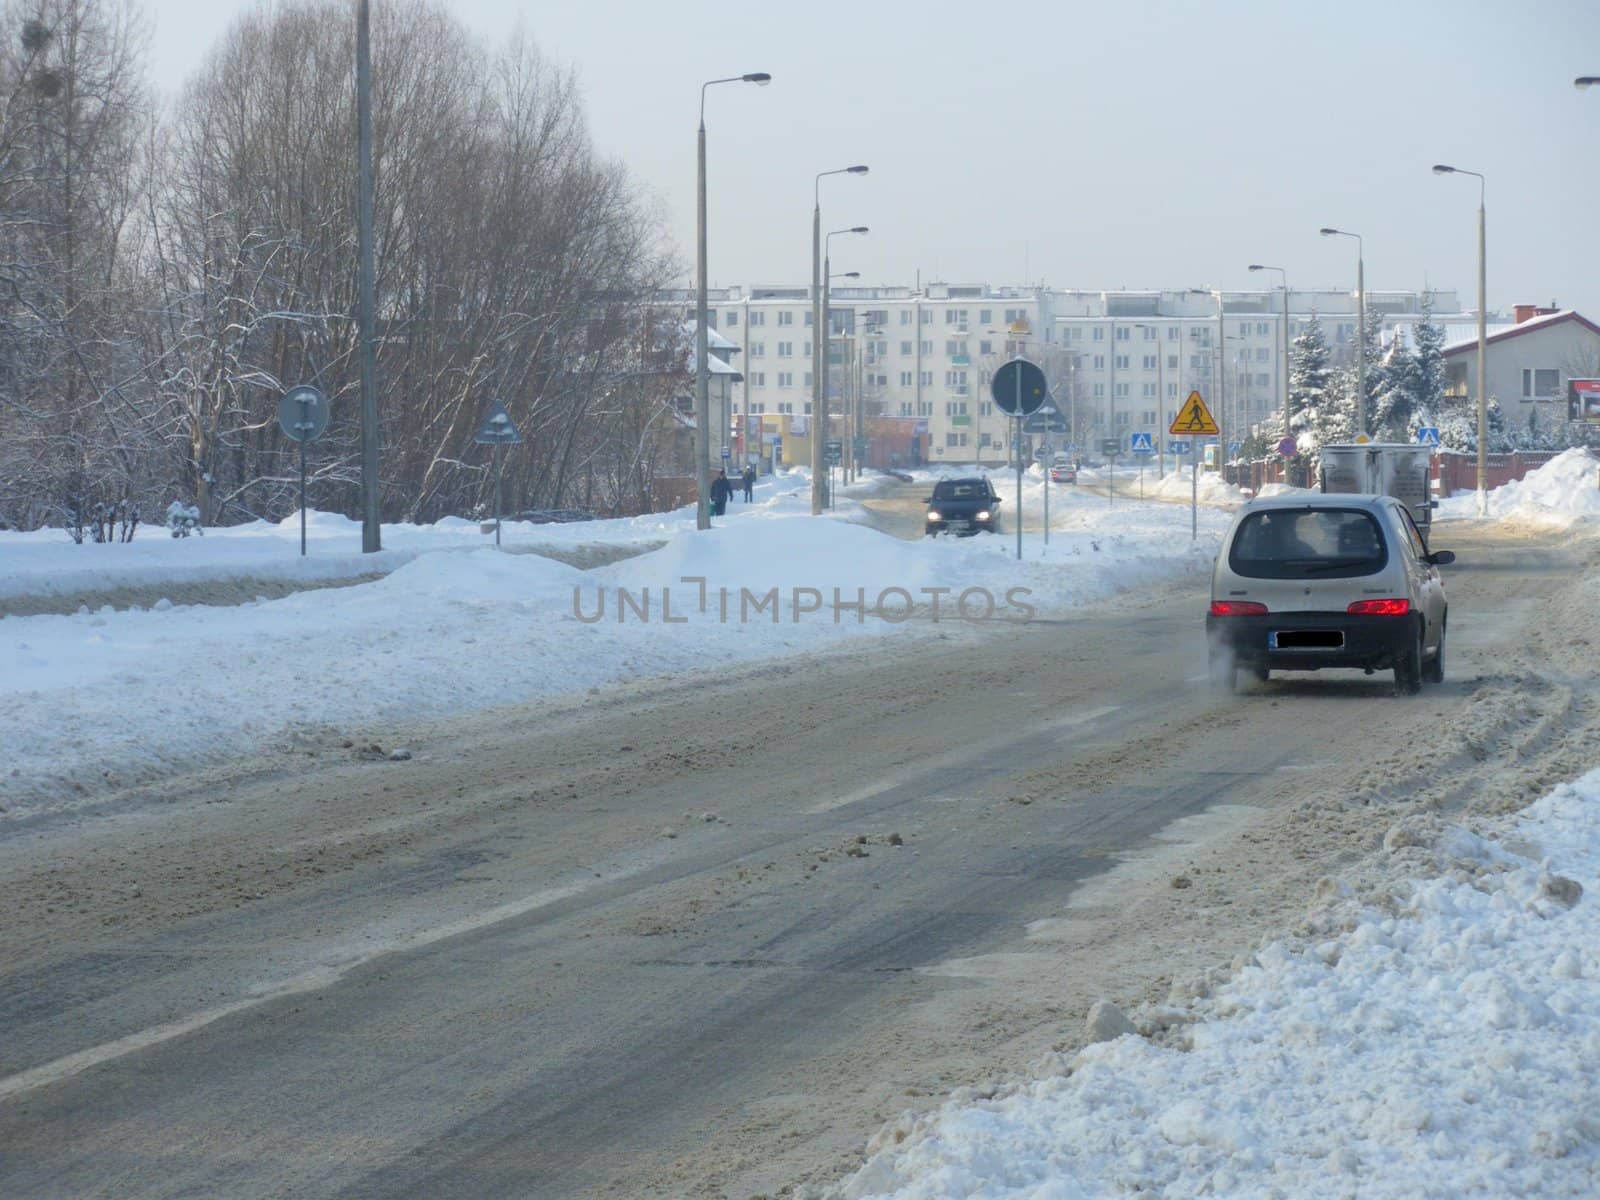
[1209,600,1267,616]
[1347,598,1410,616]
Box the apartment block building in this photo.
[671,283,1473,468]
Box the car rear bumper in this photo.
[1206,611,1415,671]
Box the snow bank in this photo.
[841,771,1600,1200]
[1436,447,1600,528]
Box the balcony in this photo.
[950,354,971,366]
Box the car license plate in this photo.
[1269,630,1344,650]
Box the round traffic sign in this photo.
[278,385,330,442]
[1277,436,1297,458]
[991,358,1048,416]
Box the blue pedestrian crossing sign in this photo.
[1129,431,1154,454]
[1416,426,1440,447]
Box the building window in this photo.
[900,371,914,387]
[1142,355,1157,370]
[749,402,764,414]
[804,311,813,326]
[1093,327,1105,342]
[920,341,933,355]
[918,400,933,416]
[1141,410,1156,424]
[726,311,739,327]
[803,372,813,388]
[803,402,812,414]
[1256,347,1270,362]
[979,340,993,355]
[749,372,764,387]
[900,310,912,325]
[1167,327,1180,340]
[1115,355,1129,370]
[1257,322,1270,336]
[777,402,793,415]
[1142,383,1156,398]
[899,401,913,416]
[777,341,793,357]
[777,371,793,388]
[1142,326,1157,340]
[778,311,794,326]
[921,309,932,325]
[1093,383,1105,398]
[1114,411,1130,427]
[946,341,967,357]
[750,342,765,357]
[979,401,993,416]
[920,371,933,386]
[1523,368,1561,399]
[1167,354,1178,370]
[1255,373,1270,388]
[1093,354,1105,370]
[749,311,765,326]
[1167,382,1177,398]
[946,372,969,392]
[1115,382,1129,398]
[899,340,912,356]
[1115,326,1130,341]
[1239,322,1250,337]
[980,309,992,324]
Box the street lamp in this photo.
[1248,265,1292,454]
[822,226,868,502]
[1432,164,1488,517]
[696,71,771,531]
[1319,228,1366,438]
[1134,322,1166,476]
[811,166,868,515]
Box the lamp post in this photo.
[823,227,867,502]
[696,72,771,532]
[1433,164,1489,518]
[825,265,862,490]
[811,166,868,515]
[1248,265,1291,451]
[1134,323,1165,476]
[1319,228,1366,438]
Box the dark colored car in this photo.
[926,477,1002,535]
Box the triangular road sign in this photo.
[474,400,523,445]
[1170,390,1219,436]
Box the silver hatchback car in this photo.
[1206,494,1454,695]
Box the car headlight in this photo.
[926,510,941,521]
[976,509,991,521]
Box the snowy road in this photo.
[1,522,1595,1198]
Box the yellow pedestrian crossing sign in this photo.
[1171,390,1219,436]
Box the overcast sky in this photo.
[146,0,1600,317]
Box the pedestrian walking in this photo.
[742,465,755,502]
[710,469,733,518]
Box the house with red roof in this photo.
[1442,305,1600,435]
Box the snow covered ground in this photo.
[4,451,1599,1198]
[0,468,1222,812]
[838,774,1600,1199]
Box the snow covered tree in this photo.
[1371,332,1418,440]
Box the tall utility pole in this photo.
[696,72,771,531]
[1248,264,1291,446]
[1320,228,1365,437]
[1433,165,1488,516]
[810,166,867,515]
[356,0,380,552]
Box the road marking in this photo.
[0,882,589,1104]
[805,705,1120,815]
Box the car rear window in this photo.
[1228,509,1387,579]
[933,481,987,500]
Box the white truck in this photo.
[1318,442,1435,531]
